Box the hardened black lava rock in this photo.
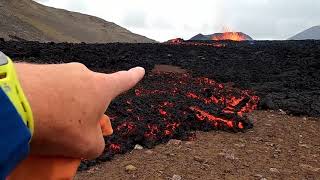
[1,40,319,117]
[79,72,258,170]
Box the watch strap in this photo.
[0,88,31,178]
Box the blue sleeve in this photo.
[0,88,31,179]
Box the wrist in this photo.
[14,63,43,145]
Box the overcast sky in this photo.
[35,0,320,42]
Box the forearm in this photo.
[13,62,144,159]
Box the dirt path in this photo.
[76,111,320,180]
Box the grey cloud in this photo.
[221,0,320,39]
[122,11,147,28]
[151,18,174,29]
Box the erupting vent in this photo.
[212,27,250,41]
[79,72,259,169]
[212,32,247,41]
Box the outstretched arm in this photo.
[15,63,145,159]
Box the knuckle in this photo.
[69,62,89,71]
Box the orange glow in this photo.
[116,122,135,131]
[167,38,226,47]
[144,124,160,138]
[168,38,184,44]
[190,106,236,128]
[186,92,198,99]
[110,144,121,152]
[238,122,244,129]
[212,27,247,41]
[165,122,180,135]
[159,109,167,116]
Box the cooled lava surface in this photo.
[1,40,319,117]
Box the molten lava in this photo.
[212,32,247,41]
[167,38,225,47]
[95,72,259,165]
[212,27,247,41]
[167,38,184,44]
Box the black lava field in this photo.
[1,40,319,170]
[1,40,319,117]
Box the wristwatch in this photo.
[0,51,34,135]
[0,51,34,178]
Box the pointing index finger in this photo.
[105,67,145,100]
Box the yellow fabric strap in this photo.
[0,53,34,136]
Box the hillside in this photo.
[0,0,156,43]
[289,26,320,40]
[189,33,212,41]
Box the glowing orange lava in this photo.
[212,27,247,41]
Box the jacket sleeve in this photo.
[0,88,31,179]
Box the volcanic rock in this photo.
[125,165,137,172]
[234,143,246,148]
[299,164,320,172]
[254,174,263,178]
[167,139,182,146]
[134,144,144,150]
[145,150,154,155]
[269,168,280,173]
[185,141,194,146]
[218,150,237,160]
[193,156,205,163]
[171,174,182,180]
[3,40,317,118]
[279,109,286,115]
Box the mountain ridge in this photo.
[289,26,320,40]
[0,0,156,43]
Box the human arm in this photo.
[15,63,145,159]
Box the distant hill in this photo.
[0,0,156,43]
[190,32,253,41]
[289,26,320,40]
[189,34,212,41]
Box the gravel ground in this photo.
[76,110,320,180]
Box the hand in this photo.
[14,63,145,159]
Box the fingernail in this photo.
[129,67,145,72]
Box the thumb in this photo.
[99,115,113,136]
[104,67,145,99]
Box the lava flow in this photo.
[167,38,225,47]
[212,32,247,41]
[84,72,259,167]
[212,27,248,41]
